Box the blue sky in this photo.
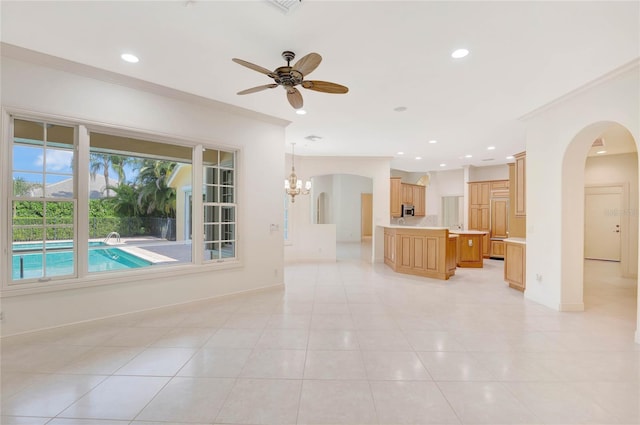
[12,145,135,185]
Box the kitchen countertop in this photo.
[380,225,449,230]
[504,237,526,244]
[449,230,489,235]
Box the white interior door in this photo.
[585,186,622,261]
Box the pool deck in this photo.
[102,237,192,264]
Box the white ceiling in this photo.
[1,1,638,172]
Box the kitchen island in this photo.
[450,230,488,268]
[383,226,457,280]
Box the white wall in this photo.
[333,175,373,242]
[523,62,639,344]
[425,169,465,224]
[311,175,334,224]
[284,156,391,263]
[0,51,287,335]
[584,152,639,277]
[469,164,509,181]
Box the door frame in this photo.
[585,183,630,266]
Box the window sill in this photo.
[1,260,242,298]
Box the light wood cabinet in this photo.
[491,198,509,239]
[412,184,426,216]
[514,152,526,217]
[469,179,509,258]
[454,232,484,268]
[490,240,505,258]
[504,239,526,291]
[384,227,455,280]
[390,177,402,217]
[390,178,426,217]
[491,180,509,191]
[470,182,490,206]
[402,184,414,205]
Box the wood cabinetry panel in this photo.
[400,235,411,267]
[505,241,526,291]
[491,198,509,238]
[490,240,505,258]
[402,184,414,205]
[390,177,402,217]
[413,185,426,216]
[426,237,437,271]
[456,233,484,268]
[515,152,526,217]
[383,227,455,280]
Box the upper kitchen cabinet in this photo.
[390,177,426,217]
[514,151,526,217]
[413,184,426,216]
[390,177,402,217]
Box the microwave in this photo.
[401,204,415,217]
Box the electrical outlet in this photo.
[0,312,4,321]
[274,268,278,277]
[468,239,473,247]
[536,273,543,282]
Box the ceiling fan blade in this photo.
[287,88,304,109]
[302,80,349,94]
[237,84,278,95]
[232,58,274,75]
[292,52,322,76]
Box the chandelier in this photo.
[284,143,311,202]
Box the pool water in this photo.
[12,242,152,280]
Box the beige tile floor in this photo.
[1,244,639,424]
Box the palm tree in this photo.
[108,182,140,217]
[136,160,177,217]
[110,155,136,185]
[89,153,112,197]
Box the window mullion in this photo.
[192,145,204,264]
[76,125,90,277]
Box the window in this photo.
[203,150,236,261]
[11,119,76,282]
[88,131,194,273]
[6,114,239,288]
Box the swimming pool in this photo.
[12,241,152,280]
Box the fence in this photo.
[12,217,176,242]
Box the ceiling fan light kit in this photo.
[233,51,348,109]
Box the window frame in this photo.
[2,109,243,296]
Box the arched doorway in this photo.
[311,174,374,261]
[561,121,638,323]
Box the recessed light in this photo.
[428,140,438,144]
[393,106,408,112]
[597,150,607,154]
[121,53,139,63]
[295,109,306,115]
[415,156,422,160]
[506,155,514,159]
[397,152,404,155]
[464,154,473,158]
[487,146,496,150]
[451,48,469,59]
[440,163,446,167]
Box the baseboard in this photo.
[558,303,585,312]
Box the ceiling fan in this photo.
[232,51,349,109]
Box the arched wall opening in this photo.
[561,121,638,318]
[283,155,391,264]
